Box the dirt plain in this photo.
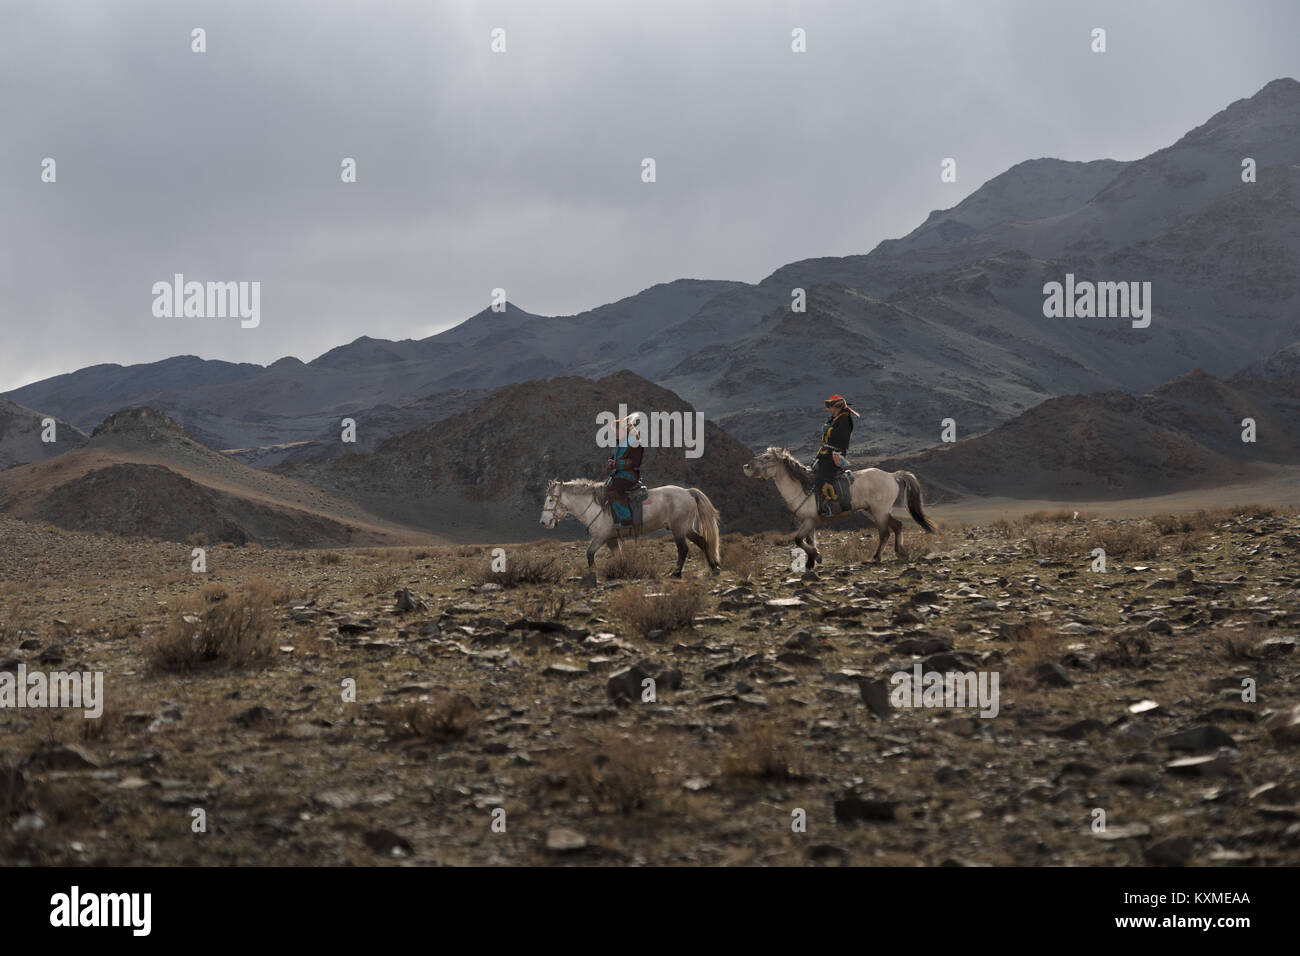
[1,504,1298,867]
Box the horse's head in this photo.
[539,478,564,528]
[743,447,783,480]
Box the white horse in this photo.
[540,478,722,577]
[742,446,934,566]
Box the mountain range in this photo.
[3,78,1299,544]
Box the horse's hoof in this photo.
[671,570,683,578]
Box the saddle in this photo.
[817,456,854,517]
[830,470,853,504]
[605,480,649,529]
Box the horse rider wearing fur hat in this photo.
[813,393,860,517]
[605,412,645,527]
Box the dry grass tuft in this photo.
[1026,532,1078,559]
[384,693,479,742]
[1096,631,1152,668]
[720,720,805,780]
[1086,523,1160,560]
[608,581,704,635]
[1212,625,1269,661]
[602,544,661,580]
[722,534,766,580]
[559,732,667,813]
[146,586,279,674]
[468,552,566,588]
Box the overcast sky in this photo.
[2,0,1297,392]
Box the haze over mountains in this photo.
[3,78,1299,545]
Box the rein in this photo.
[555,485,604,531]
[774,466,816,515]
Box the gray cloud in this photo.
[2,0,1297,391]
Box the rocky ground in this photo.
[1,506,1298,867]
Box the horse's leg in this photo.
[889,515,904,558]
[687,529,719,574]
[872,514,889,562]
[586,538,601,568]
[795,519,818,566]
[606,536,623,556]
[671,534,688,577]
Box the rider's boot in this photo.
[818,485,836,518]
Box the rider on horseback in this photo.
[813,393,860,517]
[605,412,644,527]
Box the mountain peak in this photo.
[91,406,191,440]
[1173,76,1300,150]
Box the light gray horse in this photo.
[540,478,721,577]
[742,446,934,566]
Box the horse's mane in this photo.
[768,446,815,494]
[560,477,606,503]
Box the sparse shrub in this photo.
[608,581,703,635]
[722,534,765,580]
[1212,625,1268,661]
[989,518,1020,539]
[602,545,660,580]
[79,703,122,745]
[721,720,804,780]
[522,590,567,620]
[1026,532,1076,559]
[0,603,32,643]
[1152,513,1194,535]
[186,530,210,547]
[469,552,565,588]
[1152,506,1275,537]
[839,534,881,564]
[1086,524,1159,559]
[200,583,228,604]
[1001,623,1071,694]
[317,551,342,566]
[106,620,139,641]
[1169,530,1209,554]
[146,588,278,673]
[369,570,402,594]
[384,693,478,742]
[1024,509,1078,524]
[560,732,666,813]
[1096,632,1152,668]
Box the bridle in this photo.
[543,483,603,531]
[754,454,817,515]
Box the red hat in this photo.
[824,394,845,405]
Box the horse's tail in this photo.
[894,471,935,533]
[689,488,722,566]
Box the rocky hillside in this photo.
[283,371,793,541]
[878,359,1300,501]
[0,397,87,470]
[0,408,434,548]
